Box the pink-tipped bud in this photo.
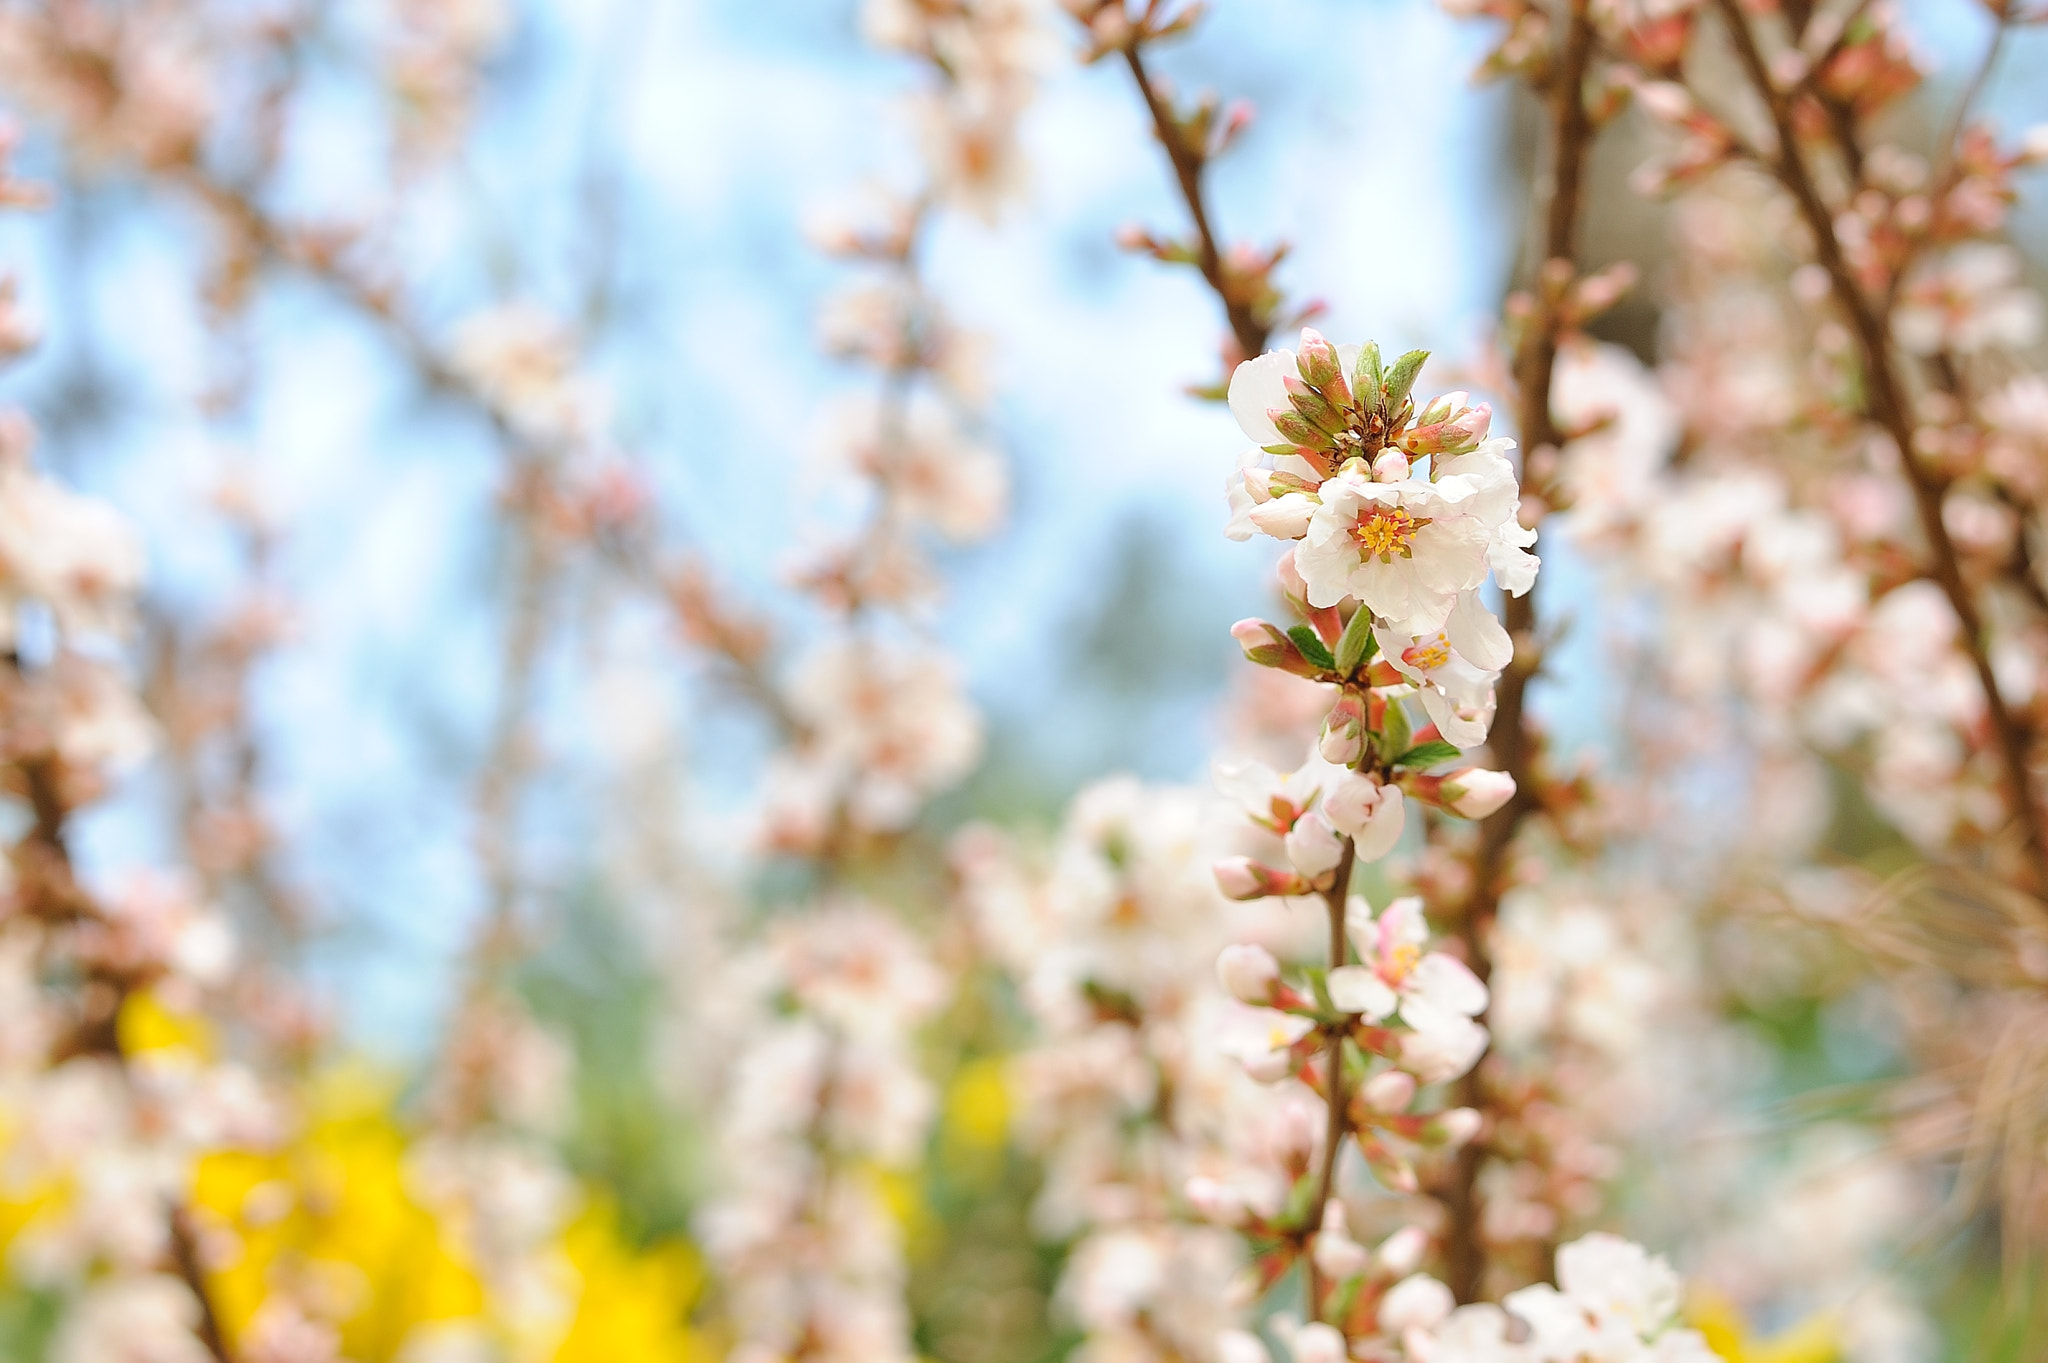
[1319,693,1366,765]
[1439,768,1517,819]
[1247,493,1316,539]
[1379,1275,1454,1335]
[1270,407,1323,448]
[1433,1107,1484,1147]
[1370,448,1410,482]
[1287,1323,1348,1363]
[1277,552,1313,616]
[1216,943,1282,1004]
[1296,328,1342,388]
[1240,467,1276,504]
[1376,1225,1429,1275]
[1185,1175,1249,1225]
[1213,857,1307,901]
[1231,619,1321,679]
[1634,80,1695,123]
[1398,396,1491,456]
[1362,1069,1417,1113]
[1312,1226,1371,1283]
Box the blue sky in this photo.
[14,0,2042,1051]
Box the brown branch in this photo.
[1304,836,1360,1321]
[11,750,237,1363]
[1711,0,2048,891]
[1119,40,1272,362]
[1441,0,1599,1305]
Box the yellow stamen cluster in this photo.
[1350,505,1427,563]
[1402,636,1452,672]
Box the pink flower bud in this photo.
[1434,1107,1483,1147]
[1376,1225,1428,1274]
[1634,80,1695,123]
[1362,1069,1417,1113]
[1287,1322,1348,1363]
[1277,551,1313,615]
[1248,492,1316,539]
[1284,810,1344,883]
[1398,397,1491,456]
[1312,1226,1371,1282]
[1216,943,1282,1004]
[1439,768,1517,819]
[1370,448,1410,482]
[1379,1274,1454,1334]
[1270,407,1323,448]
[1231,619,1321,678]
[1213,857,1307,901]
[1240,467,1276,504]
[1296,328,1342,388]
[1319,693,1366,765]
[1185,1175,1249,1225]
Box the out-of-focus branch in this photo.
[1119,42,1270,362]
[1441,0,1599,1305]
[1710,0,2048,892]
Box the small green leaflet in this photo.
[1393,739,1463,770]
[1286,624,1336,671]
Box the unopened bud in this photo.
[1216,943,1282,1004]
[1376,1225,1428,1275]
[1439,768,1517,819]
[1277,552,1313,617]
[1185,1175,1249,1225]
[1362,1069,1417,1113]
[1371,448,1410,482]
[1398,396,1491,456]
[1296,328,1342,388]
[1433,1107,1483,1147]
[1270,407,1324,448]
[1312,1226,1371,1283]
[1240,467,1276,504]
[1283,375,1349,436]
[1231,619,1321,678]
[1288,1322,1348,1363]
[1213,856,1307,901]
[1284,810,1344,882]
[1319,693,1366,765]
[1379,1274,1454,1335]
[1248,492,1316,540]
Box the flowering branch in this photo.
[1708,0,2048,890]
[1067,0,1287,379]
[1442,0,1601,1303]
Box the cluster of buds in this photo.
[1194,336,1534,1338]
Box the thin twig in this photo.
[1712,0,2048,891]
[1120,40,1271,361]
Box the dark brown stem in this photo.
[1119,42,1271,361]
[1441,0,1598,1305]
[1304,837,1359,1321]
[12,754,236,1363]
[1712,0,2048,891]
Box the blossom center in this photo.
[1378,941,1421,987]
[1402,636,1452,672]
[1349,505,1428,563]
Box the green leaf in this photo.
[1393,739,1464,770]
[1384,348,1429,414]
[1333,608,1376,674]
[1354,341,1384,410]
[1378,696,1413,759]
[1286,624,1336,672]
